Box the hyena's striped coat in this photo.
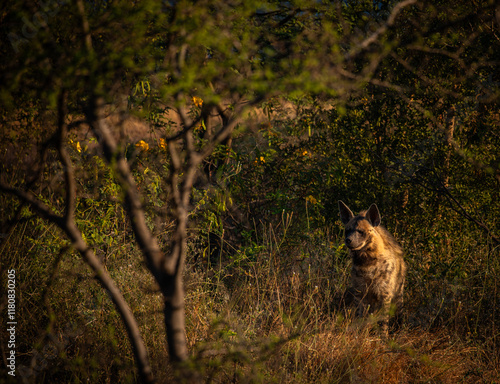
[338,201,407,334]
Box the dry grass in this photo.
[1,200,499,383]
[176,222,500,383]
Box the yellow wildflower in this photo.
[135,140,149,151]
[305,195,317,204]
[192,96,203,107]
[194,121,206,132]
[260,156,265,163]
[69,139,82,153]
[158,138,167,150]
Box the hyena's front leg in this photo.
[395,280,405,309]
[350,285,371,318]
[355,299,370,318]
[378,296,394,336]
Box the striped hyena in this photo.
[338,201,407,334]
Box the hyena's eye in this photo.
[357,230,365,235]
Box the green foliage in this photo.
[1,0,499,382]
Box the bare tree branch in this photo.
[0,172,155,384]
[87,96,192,366]
[0,91,156,383]
[346,0,418,60]
[56,89,76,224]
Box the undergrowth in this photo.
[1,198,499,383]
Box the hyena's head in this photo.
[338,201,381,250]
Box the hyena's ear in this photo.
[338,200,354,225]
[366,204,381,227]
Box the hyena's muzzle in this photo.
[343,218,374,251]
